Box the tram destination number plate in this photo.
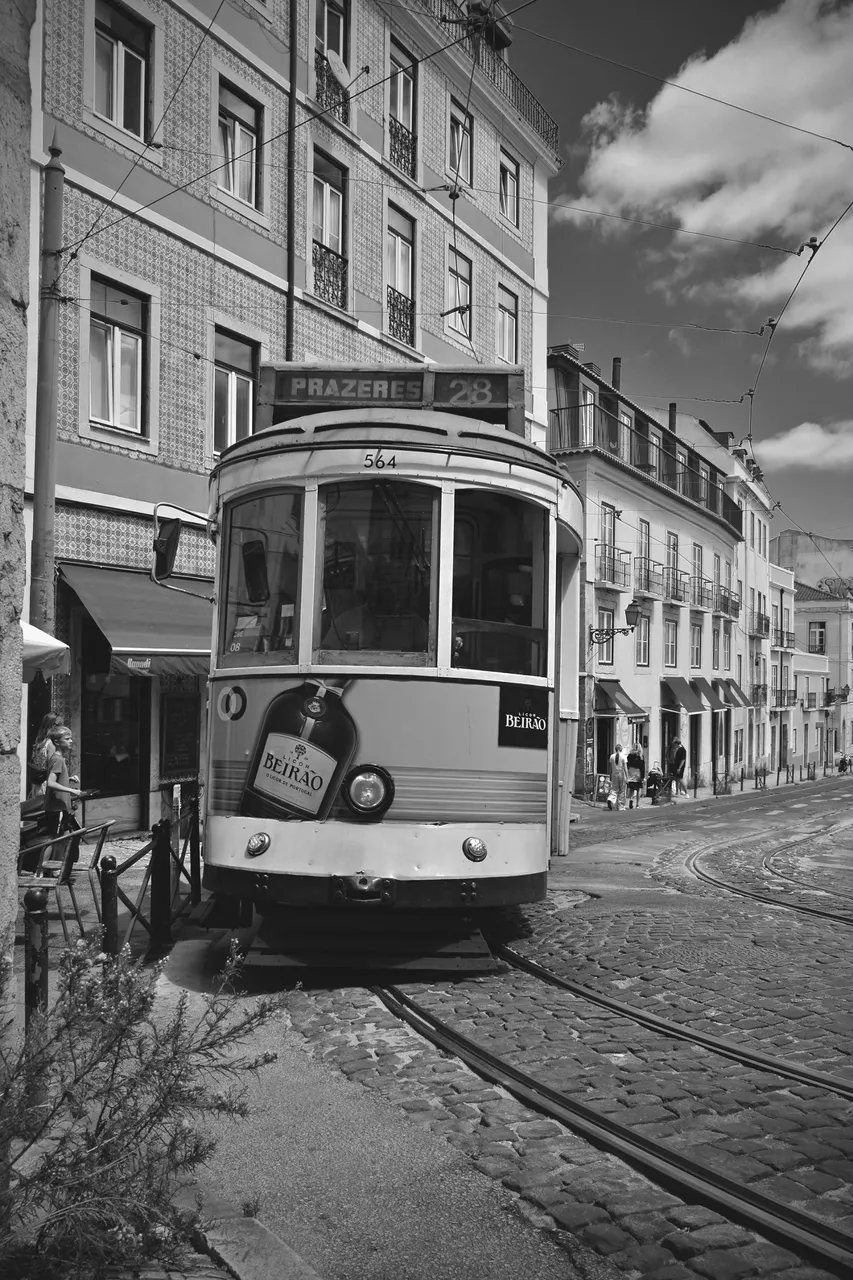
[433,372,508,409]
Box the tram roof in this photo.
[215,405,577,489]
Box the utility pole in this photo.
[29,133,65,634]
[285,0,297,361]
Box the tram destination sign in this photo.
[258,364,526,435]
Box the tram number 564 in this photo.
[364,449,397,469]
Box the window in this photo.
[783,607,790,631]
[316,0,346,58]
[497,285,518,363]
[386,205,415,346]
[217,82,260,207]
[725,560,732,592]
[699,465,709,502]
[648,432,661,479]
[664,618,677,667]
[214,329,256,454]
[449,98,472,185]
[737,653,743,686]
[446,247,472,338]
[750,511,755,547]
[94,0,149,139]
[389,42,416,177]
[598,608,614,665]
[677,450,688,494]
[89,275,146,434]
[723,624,732,670]
[638,519,650,563]
[499,149,519,225]
[313,151,347,308]
[734,728,743,765]
[319,481,437,663]
[691,623,702,668]
[600,503,616,549]
[666,532,678,568]
[712,627,720,670]
[809,621,826,655]
[772,603,779,634]
[803,724,808,758]
[771,665,778,693]
[453,490,548,677]
[580,386,594,445]
[792,727,797,754]
[635,614,649,666]
[693,543,703,579]
[221,491,302,665]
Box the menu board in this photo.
[160,692,200,779]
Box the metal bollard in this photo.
[24,888,49,1030]
[776,767,781,786]
[189,787,201,906]
[101,854,119,956]
[740,768,745,792]
[150,818,173,951]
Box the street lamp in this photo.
[589,598,642,647]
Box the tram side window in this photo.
[221,491,302,665]
[452,491,547,677]
[316,481,436,663]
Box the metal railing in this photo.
[415,0,559,153]
[387,284,415,346]
[663,567,690,602]
[772,629,797,649]
[315,52,350,124]
[772,689,797,708]
[547,403,742,537]
[713,584,741,618]
[634,557,664,597]
[748,611,771,637]
[313,240,348,309]
[690,577,713,609]
[389,115,417,178]
[751,683,768,705]
[596,545,631,588]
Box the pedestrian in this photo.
[608,742,628,811]
[626,741,645,809]
[44,725,82,837]
[29,710,61,796]
[647,761,663,805]
[668,737,688,797]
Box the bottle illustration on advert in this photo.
[240,679,357,820]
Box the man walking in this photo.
[608,742,628,811]
[668,737,688,797]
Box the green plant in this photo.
[0,939,280,1279]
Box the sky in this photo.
[508,0,853,547]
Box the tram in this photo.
[154,364,583,955]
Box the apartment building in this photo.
[792,582,853,759]
[547,345,775,793]
[24,0,560,828]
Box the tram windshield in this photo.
[316,480,436,664]
[452,490,547,677]
[221,490,302,665]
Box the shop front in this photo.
[592,678,647,777]
[660,676,705,782]
[57,564,212,832]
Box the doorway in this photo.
[660,710,678,773]
[596,716,614,774]
[780,720,789,767]
[689,715,701,785]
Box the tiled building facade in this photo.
[25,0,559,828]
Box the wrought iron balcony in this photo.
[751,683,768,706]
[389,115,417,179]
[690,577,714,610]
[748,611,771,638]
[663,567,690,603]
[315,52,350,125]
[634,557,664,597]
[772,628,797,649]
[312,240,348,309]
[773,689,797,708]
[595,545,631,589]
[387,285,415,347]
[547,403,742,538]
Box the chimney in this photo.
[611,356,622,390]
[668,402,677,433]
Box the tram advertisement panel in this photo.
[210,676,549,825]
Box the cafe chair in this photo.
[18,830,86,944]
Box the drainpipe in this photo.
[285,0,297,361]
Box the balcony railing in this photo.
[690,577,713,610]
[415,0,559,154]
[315,52,350,125]
[663,567,690,603]
[387,285,415,346]
[825,688,837,705]
[748,611,771,637]
[772,629,797,649]
[773,689,797,708]
[634,557,664,597]
[313,240,348,309]
[712,585,741,618]
[389,115,417,179]
[596,545,631,589]
[547,403,742,538]
[752,683,768,706]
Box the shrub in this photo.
[0,939,280,1279]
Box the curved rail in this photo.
[372,983,853,1276]
[685,848,853,925]
[494,944,853,1100]
[761,852,853,904]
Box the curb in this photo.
[180,1184,325,1280]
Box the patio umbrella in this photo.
[21,620,70,681]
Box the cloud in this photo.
[668,329,692,357]
[760,420,853,469]
[558,0,853,372]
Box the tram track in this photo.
[685,844,853,926]
[372,981,853,1276]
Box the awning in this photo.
[594,679,647,720]
[691,677,727,712]
[21,621,70,681]
[712,679,738,707]
[726,678,752,708]
[660,676,705,715]
[60,563,213,677]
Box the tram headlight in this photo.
[342,764,395,820]
[462,837,488,862]
[246,832,271,858]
